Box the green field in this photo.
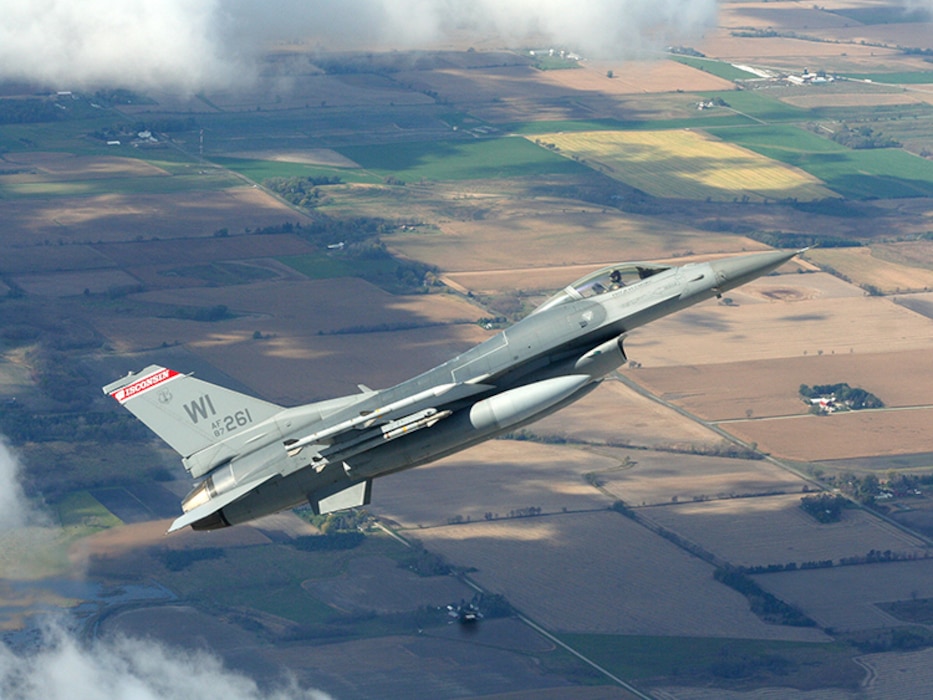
[336,136,593,181]
[56,491,122,529]
[701,90,811,123]
[215,137,589,185]
[0,118,117,155]
[670,55,760,81]
[710,124,933,199]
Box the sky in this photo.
[0,0,719,92]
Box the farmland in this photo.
[640,494,927,569]
[806,246,933,293]
[404,511,826,640]
[2,2,933,697]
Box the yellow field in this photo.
[530,130,836,202]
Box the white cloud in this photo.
[0,439,46,532]
[0,0,243,92]
[0,0,719,91]
[903,0,933,15]
[0,622,334,700]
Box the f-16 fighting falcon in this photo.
[104,249,802,532]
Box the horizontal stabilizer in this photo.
[167,473,276,533]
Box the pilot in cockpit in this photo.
[609,269,624,290]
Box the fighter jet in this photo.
[103,249,800,532]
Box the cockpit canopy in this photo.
[531,262,671,315]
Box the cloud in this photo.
[903,0,933,15]
[0,0,242,92]
[0,0,719,91]
[0,622,334,700]
[0,439,46,532]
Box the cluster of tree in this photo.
[737,560,833,575]
[292,532,365,552]
[25,346,96,409]
[168,304,233,323]
[714,568,816,627]
[313,54,413,75]
[735,549,930,576]
[301,507,371,534]
[708,650,794,681]
[481,507,543,521]
[471,592,513,619]
[827,471,883,505]
[89,117,196,143]
[159,547,225,572]
[220,221,309,238]
[399,546,451,577]
[791,198,876,219]
[800,492,849,523]
[667,46,705,57]
[93,89,146,106]
[264,175,343,209]
[318,320,447,336]
[827,123,901,150]
[610,500,638,520]
[731,28,780,38]
[381,258,437,294]
[0,404,149,445]
[800,383,884,410]
[748,230,861,249]
[0,98,62,124]
[885,471,933,495]
[300,215,392,247]
[838,549,925,566]
[847,627,933,653]
[476,316,507,329]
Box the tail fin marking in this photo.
[104,365,282,460]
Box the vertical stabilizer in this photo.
[103,366,282,458]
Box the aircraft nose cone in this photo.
[709,249,800,291]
